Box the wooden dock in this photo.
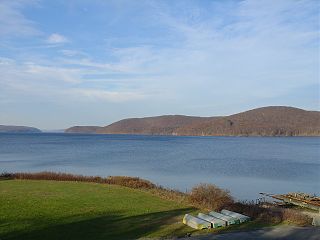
[260,192,320,212]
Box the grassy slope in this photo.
[0,180,197,240]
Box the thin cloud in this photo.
[47,33,69,44]
[0,0,40,37]
[60,49,85,57]
[0,57,147,104]
[68,89,146,102]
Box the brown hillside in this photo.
[177,106,320,136]
[65,126,103,134]
[66,106,320,136]
[95,115,207,135]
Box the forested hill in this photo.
[65,106,320,136]
[0,125,42,133]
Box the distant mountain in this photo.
[0,125,42,133]
[65,106,320,136]
[65,126,103,134]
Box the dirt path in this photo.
[181,226,320,240]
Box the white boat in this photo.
[182,214,211,229]
[197,213,226,228]
[221,209,250,223]
[208,211,240,225]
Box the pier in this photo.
[260,192,320,212]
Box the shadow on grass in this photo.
[2,208,195,240]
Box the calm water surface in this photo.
[0,133,319,200]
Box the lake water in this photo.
[0,133,319,200]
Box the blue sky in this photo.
[0,0,319,129]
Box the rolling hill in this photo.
[0,125,42,133]
[65,106,320,136]
[65,126,103,134]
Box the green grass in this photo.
[0,180,198,240]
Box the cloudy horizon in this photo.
[1,0,319,129]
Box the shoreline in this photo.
[0,175,315,239]
[2,132,320,137]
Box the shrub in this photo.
[189,183,234,210]
[148,186,188,204]
[229,202,268,220]
[282,208,312,225]
[12,172,102,183]
[4,171,188,203]
[6,172,157,189]
[229,202,312,225]
[105,176,156,189]
[0,172,14,180]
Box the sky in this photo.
[0,0,319,129]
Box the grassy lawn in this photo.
[0,180,198,240]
